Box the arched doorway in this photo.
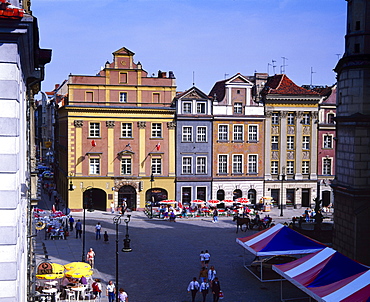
[83,188,106,211]
[118,185,137,211]
[233,189,242,201]
[216,189,225,201]
[145,188,168,206]
[248,189,256,205]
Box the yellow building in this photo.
[56,47,177,211]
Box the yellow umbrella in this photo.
[36,273,64,280]
[51,263,65,274]
[65,269,93,278]
[64,262,91,271]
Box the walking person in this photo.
[211,277,221,302]
[208,266,216,283]
[69,215,74,231]
[204,250,211,268]
[110,201,115,214]
[212,208,218,223]
[86,247,95,268]
[199,266,208,283]
[92,279,102,301]
[104,231,109,243]
[118,288,128,302]
[106,280,116,302]
[75,219,82,238]
[187,277,200,302]
[200,250,205,267]
[200,279,210,302]
[95,222,102,240]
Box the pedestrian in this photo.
[86,247,95,268]
[118,288,128,302]
[69,215,74,231]
[95,222,102,240]
[200,279,210,302]
[169,211,176,222]
[305,208,310,223]
[106,280,116,302]
[212,208,218,223]
[110,201,115,214]
[208,265,216,283]
[199,267,208,283]
[104,231,109,243]
[92,278,102,300]
[204,250,210,268]
[211,277,221,302]
[75,219,82,238]
[122,198,127,213]
[200,250,205,267]
[187,277,200,302]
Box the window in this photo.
[272,136,279,150]
[121,158,132,175]
[89,123,100,137]
[328,113,335,124]
[287,113,295,125]
[218,155,228,174]
[182,187,192,204]
[119,92,127,103]
[287,136,294,150]
[183,102,192,113]
[302,113,310,125]
[153,93,160,103]
[151,123,162,138]
[85,92,93,102]
[196,126,207,142]
[302,136,310,150]
[271,161,279,174]
[182,126,192,142]
[323,158,332,175]
[196,187,206,201]
[218,125,228,141]
[287,161,294,174]
[234,103,242,114]
[323,135,333,148]
[196,102,206,114]
[89,158,100,175]
[151,158,162,175]
[182,157,192,174]
[119,73,127,83]
[121,123,132,138]
[233,125,243,141]
[232,155,243,174]
[248,125,258,142]
[302,161,310,174]
[272,112,279,124]
[196,157,206,174]
[248,155,257,174]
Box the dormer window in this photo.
[196,102,206,114]
[234,103,242,114]
[183,102,192,113]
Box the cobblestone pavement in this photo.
[35,195,317,302]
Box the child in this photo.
[104,231,109,243]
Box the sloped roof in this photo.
[113,47,135,56]
[175,86,210,100]
[264,74,319,96]
[209,73,253,101]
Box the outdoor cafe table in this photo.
[42,288,58,294]
[70,285,85,301]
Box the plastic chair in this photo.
[65,289,76,302]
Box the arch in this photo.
[118,185,137,211]
[216,189,225,201]
[83,188,106,211]
[248,189,257,204]
[233,189,242,201]
[145,188,168,206]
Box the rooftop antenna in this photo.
[310,67,316,87]
[224,73,229,79]
[192,71,195,86]
[336,53,341,60]
[281,57,288,74]
[272,60,276,74]
[267,63,272,74]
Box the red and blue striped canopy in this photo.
[236,223,325,256]
[272,247,370,301]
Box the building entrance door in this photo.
[302,188,310,208]
[118,185,137,211]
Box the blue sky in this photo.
[33,0,347,94]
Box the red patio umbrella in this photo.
[236,198,249,204]
[192,200,205,204]
[222,199,234,205]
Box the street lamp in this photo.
[280,166,286,217]
[81,186,93,262]
[150,174,154,219]
[113,213,131,302]
[68,172,74,191]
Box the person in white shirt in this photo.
[203,250,211,268]
[118,287,128,302]
[200,279,210,302]
[187,277,200,302]
[200,251,205,267]
[95,222,102,240]
[208,266,217,283]
[106,280,116,302]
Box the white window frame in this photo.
[323,158,332,175]
[218,155,228,174]
[151,158,162,175]
[232,154,243,174]
[196,157,207,174]
[286,161,294,174]
[323,135,333,149]
[302,161,310,174]
[151,123,162,138]
[183,102,192,114]
[271,161,279,174]
[272,136,279,150]
[287,136,295,150]
[121,158,132,175]
[287,113,295,125]
[119,92,127,103]
[218,125,228,141]
[121,123,132,138]
[196,102,206,114]
[248,154,258,174]
[89,158,100,175]
[248,125,258,142]
[196,126,207,142]
[302,136,310,150]
[233,125,243,141]
[302,113,310,125]
[182,157,192,174]
[234,102,242,114]
[272,112,279,124]
[89,122,100,138]
[182,126,193,142]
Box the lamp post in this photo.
[81,186,93,262]
[280,166,286,217]
[150,174,154,219]
[113,212,131,302]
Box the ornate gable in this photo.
[226,74,253,86]
[178,87,209,100]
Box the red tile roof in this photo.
[264,74,319,96]
[0,0,24,19]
